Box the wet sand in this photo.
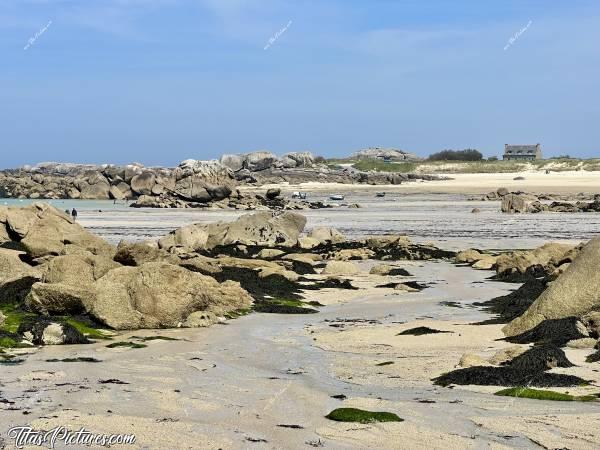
[2,263,599,449]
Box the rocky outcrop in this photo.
[351,147,421,161]
[495,243,577,282]
[0,203,114,261]
[503,237,600,337]
[220,151,317,173]
[0,160,236,208]
[0,205,461,349]
[91,262,252,330]
[159,211,307,252]
[501,193,542,213]
[494,189,600,214]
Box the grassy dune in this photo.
[327,158,600,174]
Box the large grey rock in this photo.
[0,203,115,260]
[109,185,125,200]
[90,262,253,329]
[130,171,157,195]
[351,147,421,161]
[79,179,110,200]
[504,237,600,336]
[501,193,542,213]
[283,152,315,168]
[244,151,278,172]
[495,243,575,280]
[174,176,212,202]
[159,211,307,251]
[220,154,245,172]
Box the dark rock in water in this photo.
[475,278,547,324]
[433,344,582,387]
[397,326,452,336]
[17,318,89,345]
[504,317,587,346]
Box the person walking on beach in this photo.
[71,208,78,221]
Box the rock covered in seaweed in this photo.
[504,237,600,337]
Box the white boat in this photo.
[329,194,345,201]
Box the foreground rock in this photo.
[503,237,600,336]
[91,262,252,330]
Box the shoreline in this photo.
[243,170,600,195]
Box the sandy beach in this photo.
[249,171,600,195]
[3,258,600,449]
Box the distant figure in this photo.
[64,209,69,215]
[71,208,78,221]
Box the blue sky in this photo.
[1,0,599,167]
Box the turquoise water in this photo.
[0,198,129,211]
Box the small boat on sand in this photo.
[329,194,345,201]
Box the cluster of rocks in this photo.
[437,238,600,388]
[0,154,443,207]
[456,242,578,281]
[220,151,318,174]
[249,167,441,186]
[218,150,437,185]
[473,188,600,214]
[351,147,421,161]
[0,203,454,347]
[0,160,236,205]
[131,187,344,210]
